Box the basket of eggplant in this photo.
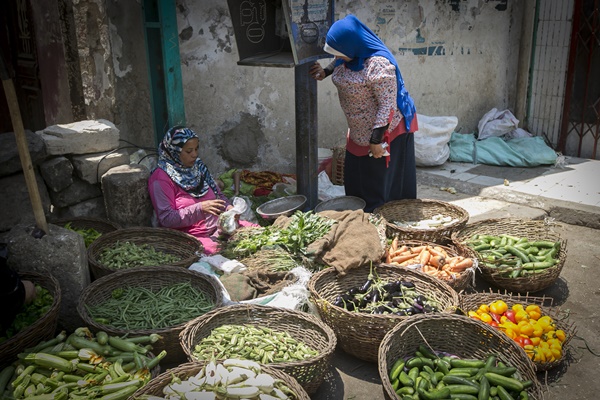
[307,263,460,363]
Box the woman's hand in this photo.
[370,143,386,158]
[310,62,325,81]
[202,199,227,216]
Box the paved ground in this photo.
[311,157,600,400]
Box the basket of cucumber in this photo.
[374,199,470,242]
[378,313,543,400]
[451,218,567,293]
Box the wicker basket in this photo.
[87,227,202,279]
[0,271,61,369]
[460,290,577,371]
[307,264,460,363]
[374,199,470,242]
[378,313,543,400]
[179,303,337,395]
[77,265,223,365]
[331,146,345,185]
[131,361,310,400]
[451,218,567,293]
[386,239,477,292]
[52,217,121,234]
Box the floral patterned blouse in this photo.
[329,56,404,148]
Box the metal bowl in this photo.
[314,196,366,213]
[256,195,307,220]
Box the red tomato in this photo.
[489,320,499,328]
[504,309,517,324]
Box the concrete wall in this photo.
[170,0,524,175]
[96,0,523,175]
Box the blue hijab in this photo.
[326,15,416,131]
[156,126,221,198]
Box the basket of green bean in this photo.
[179,303,337,395]
[451,218,567,293]
[0,271,61,369]
[53,216,121,248]
[77,265,223,365]
[87,227,202,279]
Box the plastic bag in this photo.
[217,197,247,235]
[477,108,519,140]
[318,170,345,201]
[414,114,458,166]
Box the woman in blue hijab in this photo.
[311,15,418,212]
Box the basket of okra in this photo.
[78,265,223,365]
[451,218,567,293]
[87,227,202,279]
[179,303,337,395]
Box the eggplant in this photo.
[345,301,356,311]
[359,279,373,293]
[415,295,427,306]
[348,287,360,296]
[370,291,380,303]
[382,281,401,293]
[423,304,435,313]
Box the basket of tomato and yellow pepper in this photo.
[460,291,576,371]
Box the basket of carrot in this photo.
[179,303,337,395]
[385,236,477,292]
[0,271,61,369]
[378,313,543,400]
[374,198,470,242]
[460,290,577,371]
[451,218,567,293]
[87,227,202,279]
[307,263,460,363]
[77,265,223,365]
[131,360,311,400]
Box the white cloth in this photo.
[324,43,349,58]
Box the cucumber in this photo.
[442,375,480,389]
[496,384,516,400]
[408,366,420,382]
[418,387,451,400]
[445,384,480,395]
[484,372,524,393]
[407,356,435,369]
[478,375,490,400]
[396,386,415,396]
[450,359,486,369]
[389,359,405,381]
[418,344,438,360]
[450,394,478,400]
[399,370,414,387]
[487,366,517,376]
[434,358,451,374]
[448,367,480,376]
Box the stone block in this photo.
[50,197,107,220]
[6,223,90,332]
[0,130,47,178]
[37,119,120,155]
[49,177,102,208]
[71,149,129,184]
[102,164,153,228]
[0,172,51,233]
[39,156,74,192]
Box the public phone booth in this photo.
[227,0,334,209]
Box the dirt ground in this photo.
[310,191,600,400]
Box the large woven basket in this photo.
[378,313,543,400]
[385,238,477,292]
[131,361,310,400]
[451,218,567,293]
[87,227,202,279]
[0,271,61,369]
[179,303,337,395]
[307,264,460,363]
[460,290,577,371]
[374,198,470,242]
[77,265,223,365]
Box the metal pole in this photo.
[294,63,319,210]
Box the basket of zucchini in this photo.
[374,198,470,242]
[78,265,223,365]
[451,218,567,293]
[307,263,460,363]
[179,303,337,395]
[130,360,311,400]
[460,290,577,371]
[0,271,61,369]
[378,313,543,400]
[87,227,202,279]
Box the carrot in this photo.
[427,246,445,258]
[390,236,399,253]
[410,245,426,254]
[391,253,418,264]
[451,258,474,272]
[428,255,445,269]
[419,249,431,266]
[385,251,392,263]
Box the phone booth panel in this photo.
[227,0,334,67]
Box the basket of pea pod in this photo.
[179,303,337,395]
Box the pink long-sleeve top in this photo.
[148,168,230,239]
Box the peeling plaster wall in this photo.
[174,0,522,175]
